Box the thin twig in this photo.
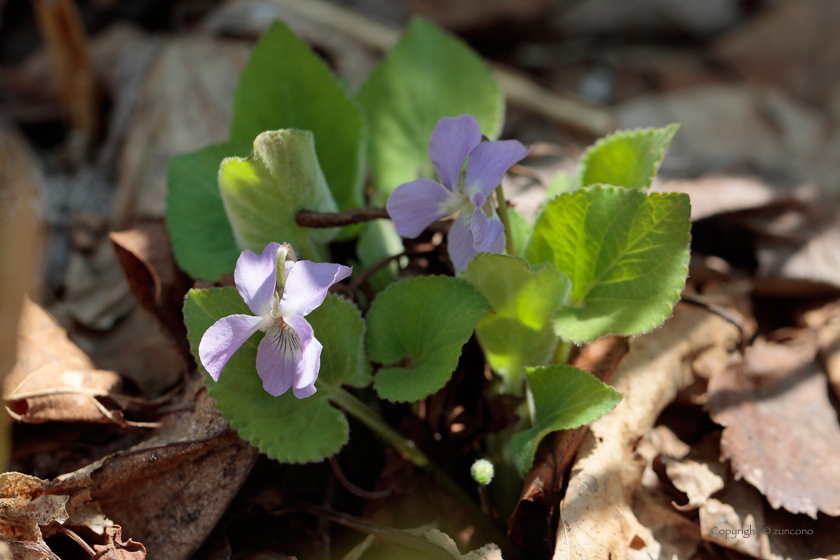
[55,527,96,557]
[330,456,393,500]
[347,252,406,294]
[296,207,389,228]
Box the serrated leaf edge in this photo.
[577,123,679,191]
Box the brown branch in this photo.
[296,207,389,228]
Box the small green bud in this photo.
[470,459,494,486]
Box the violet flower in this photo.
[199,242,351,398]
[386,115,530,270]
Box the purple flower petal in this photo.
[286,315,321,399]
[470,207,505,253]
[235,242,280,316]
[429,115,482,191]
[490,227,506,254]
[256,321,301,397]
[465,140,530,196]
[278,260,352,318]
[447,215,479,271]
[387,179,455,238]
[199,314,264,381]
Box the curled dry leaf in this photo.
[109,222,193,360]
[708,340,840,518]
[553,304,741,560]
[92,526,146,560]
[663,457,724,511]
[47,381,257,560]
[4,299,125,424]
[0,472,74,560]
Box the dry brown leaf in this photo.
[109,222,193,361]
[553,304,741,560]
[708,344,840,518]
[63,232,135,331]
[5,299,126,425]
[0,126,41,470]
[0,472,73,560]
[664,457,725,511]
[47,381,257,560]
[651,176,790,222]
[801,300,840,400]
[92,526,146,560]
[715,0,840,107]
[111,37,250,227]
[618,85,826,182]
[633,486,702,560]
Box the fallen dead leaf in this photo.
[632,486,703,560]
[664,457,725,511]
[47,380,258,560]
[651,175,792,222]
[715,0,840,107]
[0,472,75,560]
[801,300,840,401]
[63,230,135,331]
[553,304,741,560]
[708,345,840,518]
[91,525,146,560]
[4,299,127,425]
[109,222,193,362]
[111,36,251,227]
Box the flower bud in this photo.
[470,459,494,485]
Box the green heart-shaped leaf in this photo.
[356,17,503,199]
[166,141,251,281]
[230,21,365,212]
[510,365,622,475]
[219,129,338,261]
[366,276,490,402]
[578,124,679,191]
[526,185,690,342]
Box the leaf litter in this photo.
[6,0,840,559]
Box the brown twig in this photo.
[329,456,393,500]
[54,527,95,557]
[296,207,389,228]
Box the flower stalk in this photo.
[494,184,516,256]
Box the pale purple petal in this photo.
[235,242,280,316]
[286,315,321,399]
[491,227,506,254]
[256,322,301,397]
[199,314,264,381]
[470,207,505,253]
[464,140,530,196]
[429,115,482,191]
[387,179,455,238]
[447,215,479,271]
[278,260,352,318]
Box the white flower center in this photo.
[264,318,301,360]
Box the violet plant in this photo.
[168,16,690,554]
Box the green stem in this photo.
[554,339,572,365]
[494,185,516,256]
[327,386,430,470]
